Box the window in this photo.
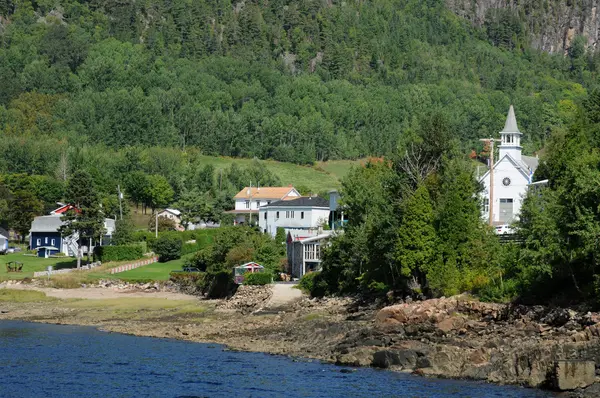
[276,211,279,219]
[264,211,267,220]
[301,212,304,219]
[256,200,261,208]
[51,239,55,246]
[36,238,41,246]
[267,201,271,204]
[286,211,295,218]
[291,211,295,218]
[45,237,48,244]
[500,198,513,204]
[482,198,489,213]
[245,200,250,209]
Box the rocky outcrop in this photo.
[217,285,273,314]
[446,0,600,53]
[334,296,600,390]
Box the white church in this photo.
[479,105,544,225]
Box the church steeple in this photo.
[498,105,522,162]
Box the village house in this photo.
[479,105,547,225]
[258,196,330,238]
[286,232,334,279]
[29,207,116,258]
[226,186,300,225]
[157,208,184,230]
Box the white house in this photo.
[258,196,330,238]
[226,186,301,225]
[157,208,183,230]
[479,105,543,224]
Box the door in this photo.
[499,198,514,223]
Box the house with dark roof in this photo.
[29,215,116,258]
[258,196,330,238]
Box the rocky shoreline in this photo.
[1,282,600,396]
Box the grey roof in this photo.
[263,196,329,208]
[521,155,539,172]
[30,215,64,233]
[0,227,8,239]
[501,105,522,134]
[30,215,116,234]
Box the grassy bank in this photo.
[0,253,77,280]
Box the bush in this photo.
[185,249,211,272]
[154,234,183,262]
[181,242,200,256]
[244,272,272,285]
[94,245,143,262]
[169,272,205,294]
[297,271,328,297]
[205,270,234,298]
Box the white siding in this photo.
[259,206,330,237]
[480,156,530,223]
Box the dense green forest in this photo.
[309,89,600,307]
[1,0,598,169]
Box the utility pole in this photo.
[117,185,123,221]
[479,137,501,226]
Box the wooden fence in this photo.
[109,257,159,274]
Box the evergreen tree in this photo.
[60,170,105,266]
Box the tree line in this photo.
[0,0,598,165]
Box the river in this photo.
[0,321,555,397]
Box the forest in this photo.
[2,1,600,304]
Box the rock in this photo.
[372,349,417,369]
[552,360,596,391]
[436,317,466,334]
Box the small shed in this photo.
[233,262,264,284]
[37,246,60,258]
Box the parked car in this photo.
[495,224,514,235]
[182,266,201,272]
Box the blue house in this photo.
[29,215,116,258]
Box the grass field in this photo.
[115,256,190,281]
[197,155,359,192]
[0,253,77,280]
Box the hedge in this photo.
[244,272,273,286]
[94,245,144,262]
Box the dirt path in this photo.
[0,284,198,301]
[264,283,304,308]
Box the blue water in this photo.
[0,321,554,398]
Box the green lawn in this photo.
[0,253,77,280]
[114,256,190,281]
[197,155,358,193]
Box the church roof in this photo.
[501,105,521,134]
[521,155,539,172]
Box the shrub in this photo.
[154,234,183,262]
[297,271,327,297]
[205,270,234,299]
[169,272,205,294]
[181,242,200,256]
[185,249,211,272]
[244,272,272,285]
[94,245,143,262]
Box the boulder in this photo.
[552,360,596,391]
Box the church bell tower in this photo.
[498,105,522,162]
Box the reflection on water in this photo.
[0,321,555,398]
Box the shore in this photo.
[1,283,600,396]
